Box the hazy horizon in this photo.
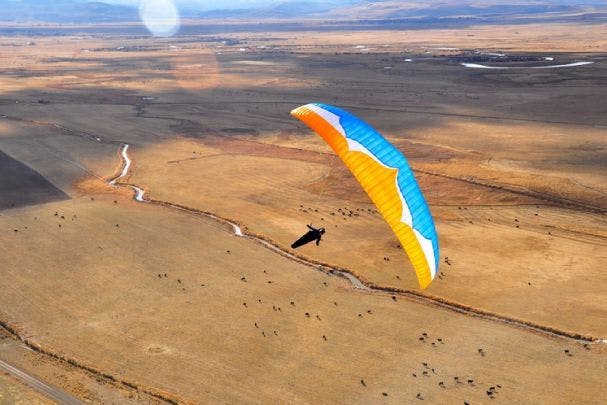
[1,0,605,27]
[7,0,606,12]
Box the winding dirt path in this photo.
[109,144,145,201]
[111,144,605,345]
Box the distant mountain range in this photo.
[0,0,605,24]
[200,1,605,20]
[0,0,138,23]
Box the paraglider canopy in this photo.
[291,103,439,289]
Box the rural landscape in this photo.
[0,0,606,403]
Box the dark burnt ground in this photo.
[0,150,69,210]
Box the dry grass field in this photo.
[128,135,607,336]
[1,192,605,403]
[0,371,52,404]
[0,21,606,402]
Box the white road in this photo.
[0,357,83,404]
[109,144,131,185]
[462,61,595,69]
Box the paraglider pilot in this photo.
[291,224,325,248]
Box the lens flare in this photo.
[139,0,180,37]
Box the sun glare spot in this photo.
[139,0,180,37]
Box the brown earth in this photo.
[0,372,52,404]
[0,22,605,402]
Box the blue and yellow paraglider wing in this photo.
[291,103,439,289]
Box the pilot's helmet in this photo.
[319,228,326,234]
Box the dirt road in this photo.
[0,357,83,404]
